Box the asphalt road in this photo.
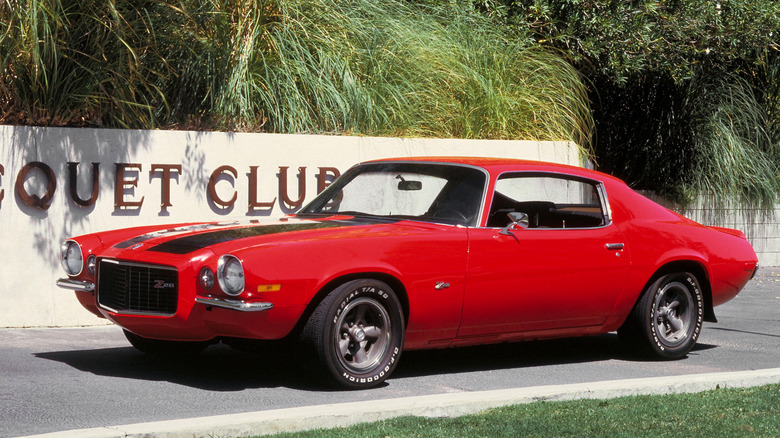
[2,268,779,437]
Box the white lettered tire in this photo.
[620,272,703,358]
[302,279,405,388]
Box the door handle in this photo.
[605,243,624,250]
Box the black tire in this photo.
[301,279,405,389]
[618,272,703,359]
[123,329,210,358]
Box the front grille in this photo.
[97,260,178,315]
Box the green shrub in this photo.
[0,0,593,149]
[592,66,779,212]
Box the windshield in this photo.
[299,162,487,226]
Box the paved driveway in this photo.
[2,268,778,437]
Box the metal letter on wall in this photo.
[151,164,182,208]
[16,161,57,210]
[279,166,306,210]
[114,163,144,209]
[208,165,238,209]
[248,166,276,210]
[67,162,100,207]
[317,167,341,193]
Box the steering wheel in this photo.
[432,207,470,225]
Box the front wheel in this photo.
[302,279,405,388]
[618,272,704,359]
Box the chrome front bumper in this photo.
[56,278,95,292]
[195,295,274,312]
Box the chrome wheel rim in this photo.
[653,281,694,347]
[334,297,391,374]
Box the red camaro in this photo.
[58,157,758,388]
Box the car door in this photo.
[457,173,631,337]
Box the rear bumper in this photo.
[750,263,760,280]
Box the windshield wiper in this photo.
[297,210,376,218]
[328,210,379,218]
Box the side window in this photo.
[487,174,608,229]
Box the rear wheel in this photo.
[123,329,210,357]
[302,279,405,388]
[618,272,703,359]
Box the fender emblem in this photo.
[435,281,450,290]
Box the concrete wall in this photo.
[0,125,581,327]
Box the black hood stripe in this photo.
[113,223,238,249]
[145,218,394,255]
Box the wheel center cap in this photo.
[352,328,366,342]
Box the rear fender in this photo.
[640,260,716,323]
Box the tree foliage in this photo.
[459,0,780,210]
[470,0,779,83]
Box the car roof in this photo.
[364,156,624,184]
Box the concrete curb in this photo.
[18,367,780,438]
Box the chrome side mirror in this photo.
[499,212,529,235]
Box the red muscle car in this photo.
[58,157,759,388]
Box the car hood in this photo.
[105,216,439,257]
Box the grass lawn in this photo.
[256,383,780,437]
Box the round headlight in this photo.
[217,255,244,296]
[199,267,215,290]
[60,240,83,276]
